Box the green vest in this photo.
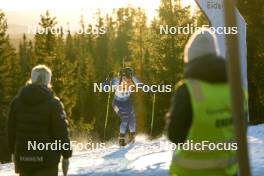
[170,79,237,176]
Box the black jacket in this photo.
[8,84,72,173]
[168,54,227,144]
[0,125,11,163]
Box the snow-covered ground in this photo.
[1,124,263,176]
[248,124,264,176]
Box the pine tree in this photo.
[158,0,194,84]
[34,10,57,65]
[114,7,135,64]
[94,10,110,79]
[139,0,195,135]
[128,8,149,133]
[18,34,32,83]
[0,10,19,131]
[238,0,264,123]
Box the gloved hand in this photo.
[62,158,69,176]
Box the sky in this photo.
[0,0,197,26]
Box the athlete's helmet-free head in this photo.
[120,67,134,78]
[28,65,52,88]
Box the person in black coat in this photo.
[8,65,72,176]
[0,121,11,163]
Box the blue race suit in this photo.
[103,77,140,134]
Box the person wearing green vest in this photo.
[167,28,238,176]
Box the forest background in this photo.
[0,0,263,141]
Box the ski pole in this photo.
[150,93,156,136]
[103,80,112,141]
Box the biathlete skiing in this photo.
[103,67,140,146]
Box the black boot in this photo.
[119,133,126,146]
[129,132,136,144]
